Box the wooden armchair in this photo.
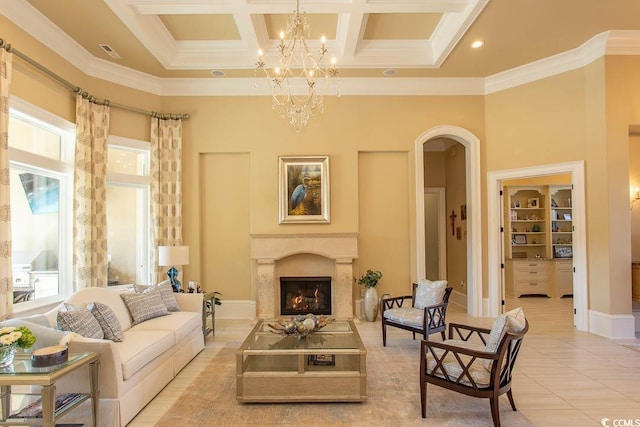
[420,311,529,427]
[381,282,452,346]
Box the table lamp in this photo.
[158,245,189,292]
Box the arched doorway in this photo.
[415,125,482,317]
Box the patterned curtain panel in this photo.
[150,117,183,284]
[73,95,110,290]
[0,49,12,319]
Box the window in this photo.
[8,98,153,306]
[106,136,151,286]
[9,98,74,306]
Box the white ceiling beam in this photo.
[104,0,178,67]
[233,12,263,63]
[337,12,366,58]
[129,0,234,15]
[362,0,469,14]
[430,0,489,66]
[129,0,470,14]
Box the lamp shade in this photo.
[158,246,189,267]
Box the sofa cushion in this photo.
[13,314,52,328]
[130,311,201,344]
[56,303,104,339]
[0,319,70,351]
[415,279,448,309]
[121,287,170,325]
[89,302,124,342]
[117,329,175,380]
[134,280,181,312]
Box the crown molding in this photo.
[0,0,94,73]
[2,0,640,97]
[160,76,485,96]
[484,32,609,94]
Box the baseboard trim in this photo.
[589,309,637,339]
[216,300,256,320]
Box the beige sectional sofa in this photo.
[30,286,204,427]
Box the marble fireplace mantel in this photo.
[250,233,358,319]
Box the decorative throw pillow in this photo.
[134,280,181,312]
[89,302,124,342]
[414,279,448,310]
[485,307,526,354]
[56,303,104,339]
[121,287,170,325]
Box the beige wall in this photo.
[600,56,640,313]
[356,151,410,300]
[484,69,588,172]
[172,95,484,302]
[424,151,446,187]
[445,144,467,294]
[485,57,640,316]
[198,153,251,299]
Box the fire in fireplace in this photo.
[280,276,332,316]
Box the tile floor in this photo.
[129,297,640,426]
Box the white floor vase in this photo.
[363,287,379,321]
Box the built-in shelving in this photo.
[504,185,573,297]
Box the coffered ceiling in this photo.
[3,0,640,94]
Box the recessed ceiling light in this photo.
[211,70,225,77]
[471,40,484,49]
[383,69,397,76]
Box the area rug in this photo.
[157,338,535,427]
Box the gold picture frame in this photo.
[279,156,330,224]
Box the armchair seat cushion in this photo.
[383,307,440,328]
[425,339,491,387]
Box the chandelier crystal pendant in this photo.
[256,0,339,131]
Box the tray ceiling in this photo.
[3,0,640,90]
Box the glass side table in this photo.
[0,351,100,427]
[202,291,216,339]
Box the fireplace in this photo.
[280,276,332,316]
[251,233,358,319]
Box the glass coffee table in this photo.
[0,352,100,427]
[236,319,366,402]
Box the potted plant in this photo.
[0,325,36,367]
[357,270,382,321]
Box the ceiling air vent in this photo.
[98,44,121,59]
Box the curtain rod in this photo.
[0,38,189,120]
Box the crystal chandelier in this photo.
[256,0,339,131]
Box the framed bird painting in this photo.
[279,156,330,224]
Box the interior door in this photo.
[424,188,446,280]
